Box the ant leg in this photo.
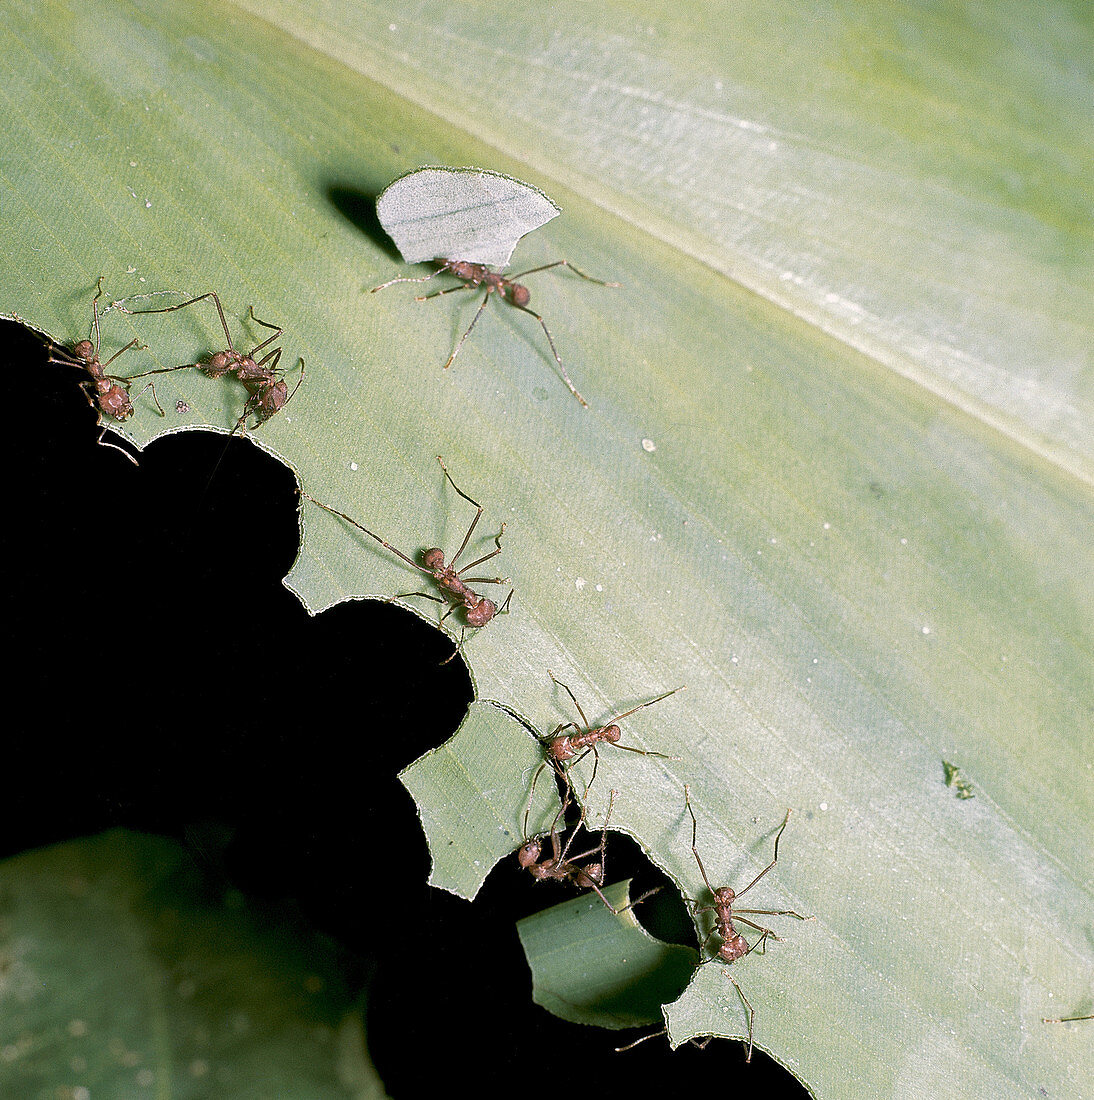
[246,306,284,357]
[725,973,756,1064]
[607,685,685,726]
[436,456,487,568]
[281,357,306,410]
[438,627,468,667]
[114,292,235,351]
[299,491,434,576]
[547,670,593,728]
[615,1028,667,1053]
[684,785,720,898]
[94,424,139,467]
[100,338,145,371]
[522,760,549,839]
[440,291,491,370]
[458,522,508,576]
[370,269,446,292]
[510,302,587,407]
[733,810,793,903]
[416,283,478,301]
[508,260,622,287]
[133,379,166,417]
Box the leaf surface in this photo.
[1,2,1091,1097]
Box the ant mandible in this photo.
[372,257,620,407]
[300,456,512,651]
[681,784,812,1062]
[44,277,162,466]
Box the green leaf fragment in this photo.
[398,700,561,899]
[517,881,696,1029]
[375,166,560,268]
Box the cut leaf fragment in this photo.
[399,700,561,899]
[517,881,696,1029]
[375,166,560,268]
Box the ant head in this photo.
[517,838,543,869]
[421,547,446,571]
[600,723,622,745]
[713,885,737,907]
[71,339,96,363]
[445,259,482,281]
[507,282,531,308]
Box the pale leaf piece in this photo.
[376,166,560,268]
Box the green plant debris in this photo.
[942,760,976,800]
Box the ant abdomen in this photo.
[507,283,531,307]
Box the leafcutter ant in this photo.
[44,277,162,466]
[523,671,681,835]
[371,258,620,407]
[299,456,512,656]
[680,785,811,1062]
[518,787,658,915]
[114,291,304,434]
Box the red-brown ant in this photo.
[299,456,512,649]
[44,277,162,466]
[518,787,659,915]
[523,671,681,833]
[680,785,811,1062]
[115,291,304,433]
[372,258,620,407]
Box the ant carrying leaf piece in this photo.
[523,671,681,836]
[300,456,513,659]
[518,786,659,916]
[114,291,304,434]
[43,277,163,466]
[372,166,619,406]
[681,785,812,1062]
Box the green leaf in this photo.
[0,831,386,1098]
[516,882,696,1029]
[3,2,1091,1097]
[398,700,561,899]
